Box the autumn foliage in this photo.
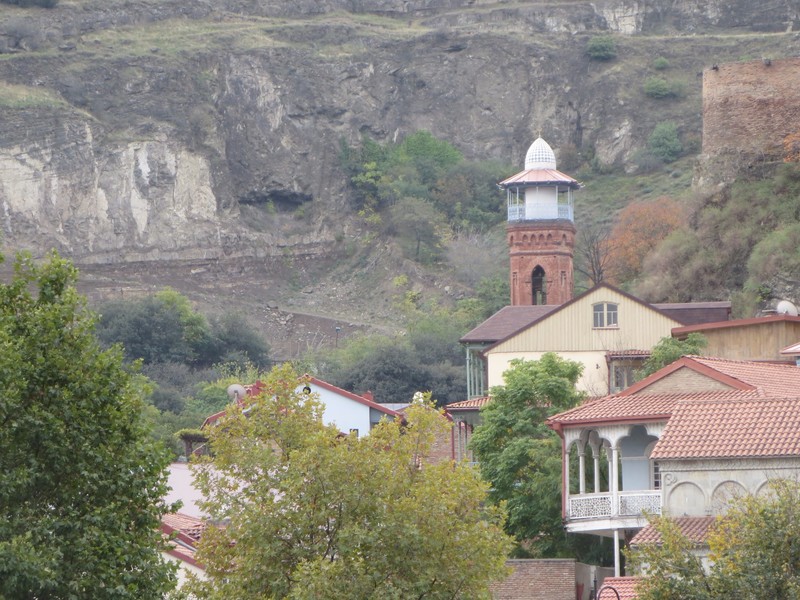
[607,197,685,283]
[783,130,800,163]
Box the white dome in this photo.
[524,137,557,170]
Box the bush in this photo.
[643,76,685,99]
[652,57,670,70]
[648,122,683,162]
[586,35,617,60]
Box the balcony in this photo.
[568,490,662,521]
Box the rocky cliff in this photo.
[1,0,799,355]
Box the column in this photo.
[578,445,586,494]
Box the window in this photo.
[531,266,547,305]
[652,461,661,490]
[593,302,618,328]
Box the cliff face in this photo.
[0,0,798,345]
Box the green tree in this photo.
[638,333,707,379]
[648,122,683,162]
[586,35,617,60]
[190,365,512,599]
[0,251,176,598]
[388,196,445,263]
[630,480,800,599]
[470,354,587,556]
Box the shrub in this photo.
[648,122,683,162]
[586,35,617,60]
[652,56,670,70]
[643,76,685,99]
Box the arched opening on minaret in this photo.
[532,266,547,305]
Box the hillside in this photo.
[1,0,800,357]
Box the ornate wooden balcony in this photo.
[567,490,662,521]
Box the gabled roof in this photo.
[630,516,716,546]
[478,283,695,354]
[651,396,800,459]
[618,355,800,398]
[548,354,800,430]
[460,284,731,348]
[685,356,800,397]
[203,376,399,428]
[597,576,641,600]
[459,305,558,344]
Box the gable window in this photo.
[593,302,618,328]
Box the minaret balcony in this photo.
[506,203,574,222]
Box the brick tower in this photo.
[499,137,580,306]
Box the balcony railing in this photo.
[506,203,574,222]
[567,491,662,520]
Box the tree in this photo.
[629,480,800,599]
[470,354,588,557]
[0,252,176,598]
[638,333,707,379]
[648,121,683,161]
[388,196,445,263]
[190,365,513,599]
[575,223,614,288]
[607,197,685,284]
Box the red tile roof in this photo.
[687,356,800,397]
[597,576,641,600]
[651,396,800,459]
[630,516,716,546]
[162,512,206,541]
[445,396,491,411]
[547,389,761,429]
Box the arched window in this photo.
[532,266,547,305]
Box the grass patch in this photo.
[0,82,67,108]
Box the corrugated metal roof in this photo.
[459,305,558,343]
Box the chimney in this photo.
[362,391,374,402]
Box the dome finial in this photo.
[525,137,557,170]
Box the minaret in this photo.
[498,137,580,306]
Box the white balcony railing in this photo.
[568,491,662,521]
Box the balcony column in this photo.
[591,443,601,493]
[613,529,621,577]
[564,442,571,503]
[578,445,586,494]
[610,444,620,517]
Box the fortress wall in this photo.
[702,58,800,160]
